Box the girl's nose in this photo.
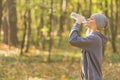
[86,19,89,22]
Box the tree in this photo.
[20,13,27,55]
[114,0,119,52]
[3,16,9,45]
[37,0,46,50]
[7,0,18,46]
[110,0,117,52]
[89,0,92,16]
[3,0,9,45]
[58,0,64,47]
[48,0,53,62]
[76,0,80,13]
[103,0,108,55]
[0,0,3,40]
[20,0,31,54]
[25,0,31,52]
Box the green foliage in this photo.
[15,0,120,49]
[104,53,120,63]
[40,26,49,32]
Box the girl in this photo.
[69,13,109,80]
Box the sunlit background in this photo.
[0,0,120,80]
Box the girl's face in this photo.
[85,16,97,30]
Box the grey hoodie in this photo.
[69,23,107,80]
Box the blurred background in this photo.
[0,0,120,80]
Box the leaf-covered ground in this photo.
[0,53,120,80]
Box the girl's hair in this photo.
[99,18,109,38]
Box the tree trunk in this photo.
[76,0,80,13]
[115,0,118,43]
[58,0,64,47]
[37,13,45,49]
[110,0,117,52]
[37,0,45,50]
[102,0,108,56]
[20,13,27,55]
[25,0,31,52]
[99,0,106,56]
[40,16,46,50]
[83,0,88,16]
[3,0,9,45]
[89,0,92,16]
[3,17,9,44]
[20,0,31,53]
[48,0,53,62]
[104,0,108,17]
[0,0,3,40]
[7,0,18,46]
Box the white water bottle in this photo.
[70,12,79,20]
[70,12,87,24]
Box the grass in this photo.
[0,52,120,80]
[0,55,80,80]
[102,53,120,80]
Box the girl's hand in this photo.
[76,15,85,24]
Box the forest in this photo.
[0,0,120,80]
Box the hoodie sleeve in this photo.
[69,23,97,50]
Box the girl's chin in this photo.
[84,25,91,29]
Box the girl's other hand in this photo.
[76,15,85,24]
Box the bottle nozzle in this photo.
[82,19,88,24]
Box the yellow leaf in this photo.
[61,75,69,80]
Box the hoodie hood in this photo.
[93,32,107,46]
